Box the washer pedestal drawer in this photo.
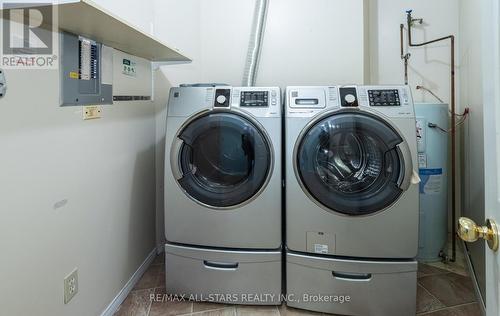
[165,243,282,305]
[286,251,417,316]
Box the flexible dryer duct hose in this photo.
[242,0,269,86]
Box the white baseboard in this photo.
[156,243,165,254]
[100,248,158,316]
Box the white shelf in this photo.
[3,0,191,62]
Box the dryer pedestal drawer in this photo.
[165,243,282,305]
[286,251,417,316]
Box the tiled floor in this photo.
[115,254,480,316]
[416,263,479,315]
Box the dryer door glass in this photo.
[177,111,271,208]
[296,111,405,216]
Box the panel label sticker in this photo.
[79,38,92,80]
[122,58,137,77]
[418,153,427,168]
[419,168,443,195]
[416,118,426,153]
[314,244,328,254]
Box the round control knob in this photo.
[344,94,356,104]
[216,95,227,104]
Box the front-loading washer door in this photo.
[295,110,409,216]
[173,110,272,209]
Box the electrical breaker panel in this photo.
[60,32,113,106]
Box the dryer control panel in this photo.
[358,85,414,117]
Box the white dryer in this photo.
[285,85,419,315]
[164,85,282,305]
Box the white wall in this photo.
[152,0,459,100]
[370,0,459,104]
[258,0,366,87]
[0,1,158,315]
[153,0,367,88]
[95,0,155,34]
[459,0,485,301]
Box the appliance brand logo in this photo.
[1,2,58,69]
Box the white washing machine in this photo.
[285,85,419,315]
[164,85,282,305]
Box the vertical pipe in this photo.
[242,0,269,87]
[400,24,410,85]
[450,35,456,262]
[400,24,404,57]
[405,10,457,262]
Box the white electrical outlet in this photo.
[64,268,78,304]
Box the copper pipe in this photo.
[406,10,457,262]
[400,24,410,85]
[400,24,404,56]
[416,85,445,103]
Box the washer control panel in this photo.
[240,91,269,107]
[368,89,401,106]
[231,87,281,117]
[286,85,414,118]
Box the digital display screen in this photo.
[368,89,401,106]
[240,91,269,107]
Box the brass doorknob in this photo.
[458,217,499,251]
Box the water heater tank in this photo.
[415,103,449,262]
